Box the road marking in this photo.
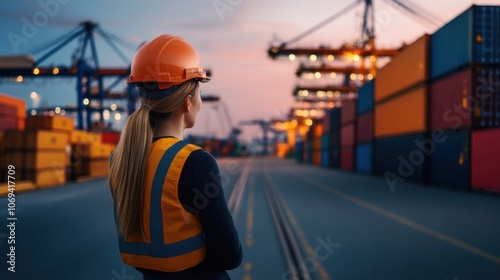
[228,161,250,220]
[293,173,500,266]
[244,262,252,280]
[246,175,255,247]
[264,169,331,280]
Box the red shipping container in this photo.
[102,131,121,145]
[341,123,355,148]
[357,112,373,143]
[471,128,500,192]
[322,109,331,134]
[431,67,500,130]
[341,99,356,125]
[340,147,354,171]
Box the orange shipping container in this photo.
[27,115,74,132]
[24,168,66,188]
[0,93,26,130]
[375,85,428,138]
[4,130,69,150]
[375,34,429,102]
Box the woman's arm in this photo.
[178,149,243,270]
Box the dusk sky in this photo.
[0,0,498,141]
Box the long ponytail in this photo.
[109,79,199,239]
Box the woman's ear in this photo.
[184,95,193,113]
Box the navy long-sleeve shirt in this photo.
[137,138,243,280]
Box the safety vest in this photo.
[114,138,206,272]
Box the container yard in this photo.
[1,1,500,280]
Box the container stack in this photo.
[71,131,115,179]
[326,108,341,168]
[0,93,26,130]
[355,80,374,174]
[429,5,500,192]
[340,99,356,171]
[373,34,430,184]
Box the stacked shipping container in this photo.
[374,34,430,184]
[294,5,500,193]
[340,99,356,171]
[356,80,374,174]
[429,5,500,190]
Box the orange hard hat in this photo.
[128,34,210,91]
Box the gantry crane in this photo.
[267,0,443,98]
[240,119,284,155]
[202,95,241,141]
[0,21,212,130]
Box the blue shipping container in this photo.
[356,143,373,174]
[321,149,329,167]
[429,130,470,189]
[328,148,340,168]
[374,134,427,184]
[430,5,500,80]
[330,108,341,129]
[357,80,374,115]
[306,140,312,164]
[295,141,304,163]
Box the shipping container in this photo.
[471,128,500,192]
[431,66,500,130]
[4,130,69,150]
[322,110,332,133]
[430,5,500,80]
[73,159,109,178]
[312,123,324,138]
[375,34,429,102]
[321,148,329,167]
[6,151,66,170]
[0,93,26,130]
[341,123,355,148]
[329,108,341,129]
[356,143,373,174]
[375,85,428,138]
[340,147,354,171]
[306,140,312,164]
[374,134,427,184]
[357,80,374,115]
[429,130,470,189]
[102,131,120,145]
[24,168,66,188]
[328,148,340,168]
[295,141,304,163]
[341,98,356,125]
[357,112,373,143]
[26,115,75,132]
[0,55,34,68]
[328,128,340,149]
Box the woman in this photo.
[109,34,242,280]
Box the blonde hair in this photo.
[109,79,199,238]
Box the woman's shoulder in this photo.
[184,147,218,169]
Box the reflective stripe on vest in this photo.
[114,139,206,271]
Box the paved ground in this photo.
[1,157,500,279]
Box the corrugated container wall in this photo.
[471,128,500,192]
[341,99,356,125]
[356,143,372,174]
[374,134,427,184]
[430,5,500,80]
[429,130,470,189]
[340,147,354,171]
[375,34,429,102]
[375,85,428,138]
[357,80,374,115]
[357,112,373,143]
[330,108,341,129]
[341,123,355,148]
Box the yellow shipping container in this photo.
[27,115,74,132]
[6,151,66,170]
[70,130,90,144]
[24,168,66,188]
[25,130,69,150]
[88,132,102,145]
[375,34,429,102]
[375,85,427,138]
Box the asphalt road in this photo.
[1,157,500,280]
